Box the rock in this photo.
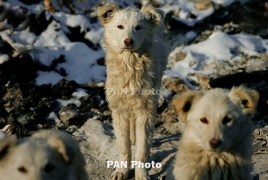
[194,0,213,10]
[0,55,38,84]
[96,57,105,66]
[34,98,52,118]
[253,140,263,152]
[27,84,53,107]
[163,77,189,94]
[59,104,80,125]
[17,112,36,126]
[52,79,79,99]
[167,45,186,69]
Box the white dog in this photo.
[98,3,168,180]
[167,86,259,180]
[0,130,88,180]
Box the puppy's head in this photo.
[98,3,164,51]
[173,86,259,153]
[0,136,76,180]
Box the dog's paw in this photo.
[110,169,129,180]
[135,169,150,180]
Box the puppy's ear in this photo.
[141,5,164,26]
[172,91,201,122]
[97,3,119,25]
[0,136,17,160]
[229,86,259,118]
[47,137,75,163]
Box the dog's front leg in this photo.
[134,111,156,180]
[110,112,131,180]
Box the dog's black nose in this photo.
[124,38,133,46]
[209,138,221,149]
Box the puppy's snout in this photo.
[124,38,133,46]
[209,138,221,149]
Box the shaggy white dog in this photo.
[0,130,88,180]
[167,86,259,180]
[98,3,168,180]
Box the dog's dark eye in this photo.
[200,117,208,124]
[222,117,232,124]
[44,163,55,173]
[117,25,124,29]
[18,166,27,173]
[135,25,142,30]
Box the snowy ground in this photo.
[0,0,268,180]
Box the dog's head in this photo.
[98,3,164,51]
[0,135,77,180]
[173,86,259,153]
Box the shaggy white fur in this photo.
[0,130,88,180]
[167,86,259,180]
[98,3,168,180]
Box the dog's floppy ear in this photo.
[0,136,17,160]
[141,5,164,26]
[97,3,119,25]
[47,137,75,163]
[229,86,259,118]
[172,91,201,122]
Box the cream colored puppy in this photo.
[0,130,88,180]
[167,86,259,180]
[98,3,168,180]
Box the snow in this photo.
[84,26,104,46]
[53,12,92,33]
[0,54,9,64]
[161,0,234,27]
[1,0,267,91]
[35,71,64,86]
[47,111,61,124]
[11,31,36,45]
[186,31,197,40]
[57,88,89,108]
[1,0,44,14]
[165,31,268,87]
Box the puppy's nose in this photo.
[209,138,221,149]
[124,38,133,46]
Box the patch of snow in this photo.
[72,88,89,99]
[35,71,64,86]
[84,26,104,45]
[186,31,197,40]
[11,31,36,45]
[34,20,70,47]
[53,12,92,33]
[161,0,233,26]
[47,111,61,124]
[0,54,9,64]
[165,31,268,87]
[57,88,90,108]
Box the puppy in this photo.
[167,86,259,180]
[0,130,88,180]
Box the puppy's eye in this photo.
[200,117,208,124]
[18,166,27,173]
[117,25,124,29]
[222,117,232,124]
[135,25,142,30]
[44,163,55,173]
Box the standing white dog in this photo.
[167,86,259,180]
[98,3,168,180]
